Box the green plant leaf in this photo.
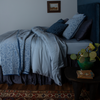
[83,52,88,57]
[70,54,77,60]
[90,58,96,62]
[81,49,85,53]
[89,43,95,50]
[79,57,85,63]
[89,51,97,58]
[95,43,100,47]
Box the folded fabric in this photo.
[63,14,86,39]
[75,19,93,41]
[46,19,68,36]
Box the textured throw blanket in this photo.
[0,27,67,86]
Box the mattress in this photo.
[61,38,92,54]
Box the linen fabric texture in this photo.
[0,27,67,86]
[63,14,86,39]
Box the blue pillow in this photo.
[57,19,65,23]
[73,13,85,18]
[62,15,86,39]
[46,19,68,36]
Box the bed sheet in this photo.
[60,38,92,54]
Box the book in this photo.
[76,70,94,79]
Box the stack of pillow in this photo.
[46,14,93,41]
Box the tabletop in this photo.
[64,66,100,83]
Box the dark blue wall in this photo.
[78,0,100,5]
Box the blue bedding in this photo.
[0,27,67,86]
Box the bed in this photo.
[0,31,92,86]
[0,3,99,86]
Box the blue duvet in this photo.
[0,27,67,86]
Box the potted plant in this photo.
[70,43,100,70]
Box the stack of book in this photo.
[76,70,94,79]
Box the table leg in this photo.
[89,83,99,100]
[72,81,83,100]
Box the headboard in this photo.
[78,3,100,56]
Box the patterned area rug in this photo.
[0,90,90,100]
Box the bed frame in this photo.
[78,3,100,56]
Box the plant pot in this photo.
[77,57,94,70]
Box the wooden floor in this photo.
[0,83,100,99]
[0,83,73,91]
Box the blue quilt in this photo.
[0,27,67,86]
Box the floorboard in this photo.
[0,83,73,91]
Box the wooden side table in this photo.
[64,67,100,100]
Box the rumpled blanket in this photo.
[0,27,67,85]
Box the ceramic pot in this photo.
[77,57,94,70]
